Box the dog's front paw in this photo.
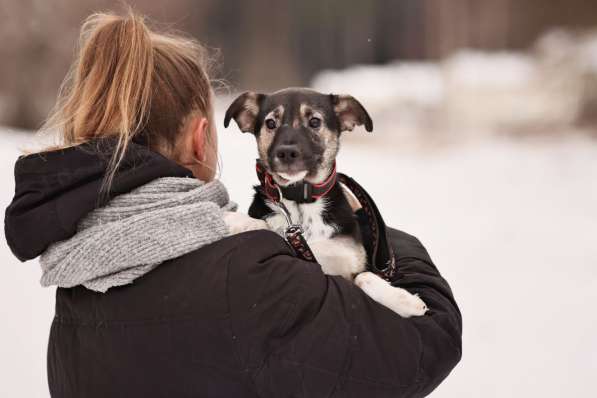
[355,271,427,318]
[224,211,268,235]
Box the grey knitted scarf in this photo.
[40,177,236,293]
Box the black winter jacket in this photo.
[5,141,462,398]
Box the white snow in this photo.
[580,36,597,71]
[1,116,597,397]
[311,33,597,136]
[312,62,444,108]
[444,51,536,88]
[538,28,597,73]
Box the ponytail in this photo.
[42,9,215,191]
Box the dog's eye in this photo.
[265,119,276,130]
[308,117,321,129]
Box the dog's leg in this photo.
[223,211,268,235]
[355,272,427,318]
[309,236,367,280]
[262,211,289,237]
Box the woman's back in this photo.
[4,10,461,397]
[7,140,461,397]
[49,230,460,398]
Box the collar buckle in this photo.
[279,181,315,204]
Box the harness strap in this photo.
[285,225,317,262]
[271,198,318,263]
[338,173,397,280]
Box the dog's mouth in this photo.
[274,170,308,185]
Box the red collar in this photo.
[256,161,337,203]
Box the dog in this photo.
[223,88,427,318]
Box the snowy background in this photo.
[2,34,597,396]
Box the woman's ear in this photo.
[223,91,265,133]
[191,116,210,162]
[184,114,217,182]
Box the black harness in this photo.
[256,161,397,281]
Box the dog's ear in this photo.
[224,91,265,133]
[330,94,373,132]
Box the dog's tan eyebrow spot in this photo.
[275,105,284,117]
[300,104,312,118]
[300,104,324,123]
[266,105,284,121]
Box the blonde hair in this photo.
[43,9,217,189]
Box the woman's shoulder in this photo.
[54,230,321,323]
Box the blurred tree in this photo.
[1,0,597,129]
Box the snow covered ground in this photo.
[1,119,596,397]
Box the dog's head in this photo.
[224,87,372,186]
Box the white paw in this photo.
[354,271,389,301]
[223,212,268,235]
[355,271,427,318]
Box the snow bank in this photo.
[311,29,597,139]
[445,51,535,88]
[313,62,444,108]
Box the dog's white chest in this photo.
[265,198,336,242]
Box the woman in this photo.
[4,11,461,398]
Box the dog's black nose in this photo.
[274,145,301,163]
